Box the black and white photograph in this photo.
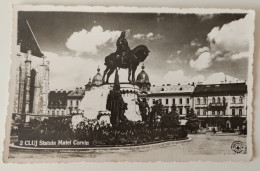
[4,5,255,162]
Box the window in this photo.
[179,98,182,104]
[61,110,65,116]
[217,110,220,115]
[52,110,55,116]
[217,97,221,103]
[76,100,79,106]
[186,108,189,115]
[212,110,215,115]
[212,97,215,103]
[239,96,243,104]
[172,98,175,105]
[232,97,236,104]
[203,97,207,104]
[153,99,155,104]
[197,109,200,115]
[223,110,226,115]
[197,98,200,105]
[179,107,183,114]
[232,109,236,116]
[239,109,242,116]
[186,98,189,104]
[203,109,207,115]
[29,69,36,113]
[223,97,226,105]
[57,110,60,115]
[70,100,73,106]
[165,108,169,115]
[166,99,168,105]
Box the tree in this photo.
[169,103,180,126]
[185,108,200,133]
[161,103,180,128]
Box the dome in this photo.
[136,64,150,83]
[92,67,103,86]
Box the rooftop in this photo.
[68,87,85,98]
[193,82,247,95]
[149,84,194,94]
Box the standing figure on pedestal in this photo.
[149,100,163,126]
[106,69,128,128]
[136,98,150,122]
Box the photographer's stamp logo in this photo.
[231,141,245,154]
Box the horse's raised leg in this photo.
[102,67,109,83]
[106,67,116,83]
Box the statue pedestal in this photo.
[78,83,141,123]
[120,83,141,121]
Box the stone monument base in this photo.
[78,83,141,123]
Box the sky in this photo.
[18,11,254,90]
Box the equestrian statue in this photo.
[102,31,150,84]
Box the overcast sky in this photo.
[18,11,254,90]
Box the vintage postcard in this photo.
[4,5,255,162]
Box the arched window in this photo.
[197,98,200,105]
[223,97,226,104]
[203,97,207,104]
[29,69,36,113]
[232,97,236,104]
[203,109,207,115]
[56,110,60,115]
[217,97,221,103]
[197,109,200,115]
[239,96,243,104]
[212,97,215,103]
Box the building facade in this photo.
[48,90,72,116]
[67,87,85,114]
[136,65,194,118]
[146,84,194,118]
[193,83,247,129]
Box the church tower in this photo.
[136,64,151,93]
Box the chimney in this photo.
[55,89,58,93]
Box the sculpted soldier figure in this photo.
[116,31,130,65]
[149,100,163,126]
[136,98,150,122]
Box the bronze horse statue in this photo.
[102,45,150,84]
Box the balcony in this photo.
[230,103,244,108]
[208,102,227,110]
[195,103,207,108]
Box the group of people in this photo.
[136,98,164,125]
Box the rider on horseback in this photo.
[116,31,129,65]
